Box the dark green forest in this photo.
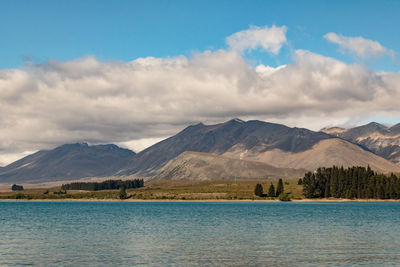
[302,166,400,199]
[61,179,144,191]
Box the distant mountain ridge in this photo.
[118,119,333,176]
[2,119,400,185]
[222,138,400,173]
[0,143,135,183]
[321,122,400,164]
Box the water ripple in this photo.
[0,201,399,266]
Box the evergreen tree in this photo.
[367,176,375,198]
[297,178,303,185]
[395,177,400,199]
[324,177,331,198]
[300,165,400,200]
[329,166,336,197]
[315,168,324,197]
[254,184,263,197]
[302,172,314,198]
[268,183,275,197]
[276,179,284,197]
[338,167,345,198]
[377,178,384,199]
[119,185,127,199]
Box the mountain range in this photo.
[321,122,400,165]
[1,119,400,184]
[117,119,333,177]
[0,143,135,183]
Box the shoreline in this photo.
[1,198,400,202]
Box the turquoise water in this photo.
[0,201,400,266]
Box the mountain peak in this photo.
[339,122,388,139]
[58,142,89,149]
[0,142,136,183]
[389,123,400,134]
[228,118,245,123]
[119,118,332,176]
[365,122,387,128]
[320,127,347,136]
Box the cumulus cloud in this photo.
[1,47,400,165]
[324,32,395,58]
[116,137,167,153]
[255,64,286,77]
[226,25,287,54]
[0,150,37,167]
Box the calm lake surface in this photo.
[0,201,400,266]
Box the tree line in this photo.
[61,179,144,191]
[255,179,285,197]
[301,166,400,199]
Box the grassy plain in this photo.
[0,179,303,200]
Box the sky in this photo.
[0,0,400,165]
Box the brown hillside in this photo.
[152,151,306,181]
[222,138,400,173]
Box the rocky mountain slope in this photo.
[152,151,306,181]
[121,119,400,177]
[3,119,400,185]
[222,138,400,173]
[322,122,400,164]
[0,143,135,183]
[119,119,333,176]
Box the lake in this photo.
[0,201,399,266]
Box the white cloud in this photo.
[1,48,400,165]
[116,137,167,153]
[226,25,287,54]
[324,32,394,58]
[0,150,37,166]
[255,64,286,77]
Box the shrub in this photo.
[278,193,291,201]
[54,190,67,194]
[15,193,25,199]
[11,184,24,191]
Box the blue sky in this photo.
[1,0,400,165]
[1,0,398,71]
